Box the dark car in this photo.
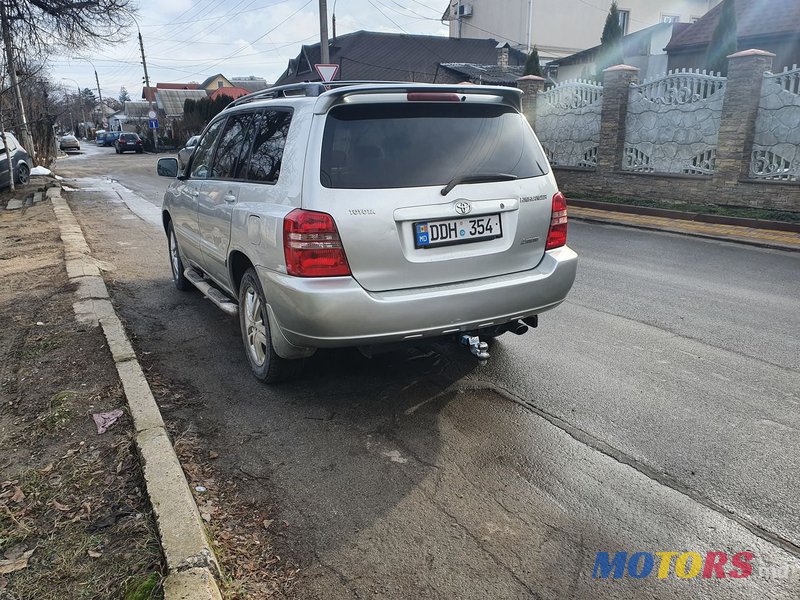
[115,133,144,154]
[103,131,121,147]
[0,132,31,189]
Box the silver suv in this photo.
[157,82,577,382]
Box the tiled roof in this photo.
[209,87,250,100]
[439,63,524,85]
[665,0,800,51]
[156,89,209,118]
[275,30,526,85]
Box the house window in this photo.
[661,14,679,23]
[217,81,224,88]
[618,9,630,35]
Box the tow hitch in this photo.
[461,334,490,365]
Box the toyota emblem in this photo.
[454,201,472,215]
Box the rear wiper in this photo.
[441,173,517,196]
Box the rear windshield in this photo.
[320,103,548,189]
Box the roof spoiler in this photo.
[229,81,523,112]
[313,83,523,113]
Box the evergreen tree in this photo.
[706,0,737,75]
[524,47,542,77]
[596,1,624,77]
[118,86,131,103]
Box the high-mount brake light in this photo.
[545,192,568,250]
[283,209,351,277]
[406,92,461,102]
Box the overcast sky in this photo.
[51,0,448,101]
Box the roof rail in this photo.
[228,82,326,107]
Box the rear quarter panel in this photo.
[228,103,313,277]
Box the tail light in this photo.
[283,209,351,277]
[545,191,568,250]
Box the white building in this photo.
[443,0,723,61]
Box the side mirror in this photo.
[157,157,179,178]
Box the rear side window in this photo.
[320,103,548,189]
[242,109,292,184]
[211,112,254,179]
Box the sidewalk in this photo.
[570,206,800,252]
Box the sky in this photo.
[50,0,449,102]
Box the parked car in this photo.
[0,132,31,189]
[177,135,200,170]
[103,131,121,147]
[156,82,577,382]
[95,130,107,146]
[60,134,80,151]
[115,133,143,154]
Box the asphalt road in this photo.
[55,146,800,599]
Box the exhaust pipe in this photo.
[511,321,529,335]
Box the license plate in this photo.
[414,214,502,249]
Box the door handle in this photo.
[223,194,237,204]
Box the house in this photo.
[198,74,234,93]
[439,43,525,85]
[546,22,690,82]
[142,82,199,102]
[665,0,800,72]
[108,101,151,131]
[275,30,526,85]
[442,0,722,62]
[230,76,269,92]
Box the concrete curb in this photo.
[570,213,800,253]
[50,190,223,600]
[568,198,800,233]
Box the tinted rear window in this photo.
[320,103,548,189]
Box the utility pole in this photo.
[94,69,104,123]
[526,0,533,52]
[0,1,35,160]
[318,0,330,63]
[137,27,157,151]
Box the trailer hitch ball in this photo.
[460,334,490,364]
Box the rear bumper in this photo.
[258,246,577,350]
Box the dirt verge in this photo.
[0,202,163,599]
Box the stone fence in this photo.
[516,50,800,212]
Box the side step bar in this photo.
[184,267,238,316]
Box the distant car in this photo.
[177,135,200,169]
[60,135,80,151]
[103,131,121,147]
[0,132,31,189]
[115,133,144,154]
[95,130,107,146]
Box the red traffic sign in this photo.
[315,63,340,83]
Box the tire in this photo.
[16,163,29,185]
[167,222,191,291]
[238,268,304,383]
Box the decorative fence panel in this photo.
[622,69,725,175]
[750,65,800,181]
[535,80,602,168]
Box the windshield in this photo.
[320,103,548,189]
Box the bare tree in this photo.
[0,0,135,159]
